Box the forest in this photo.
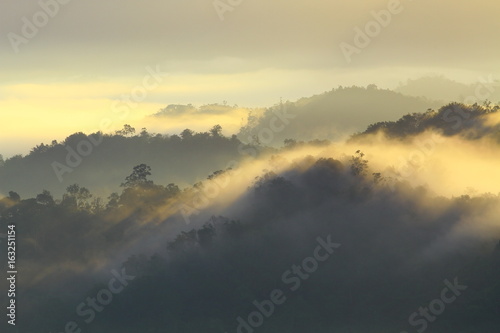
[1,95,499,333]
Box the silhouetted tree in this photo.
[62,184,92,209]
[106,192,120,209]
[116,124,136,136]
[8,191,20,202]
[36,190,55,206]
[180,129,194,140]
[121,164,153,188]
[350,150,368,176]
[210,124,223,137]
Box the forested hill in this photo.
[1,100,499,332]
[0,125,255,199]
[238,85,441,143]
[3,150,499,333]
[0,86,448,199]
[351,102,500,141]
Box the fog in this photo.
[3,104,499,331]
[1,0,500,331]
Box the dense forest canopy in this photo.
[3,0,500,331]
[0,124,253,199]
[1,90,499,333]
[352,102,500,141]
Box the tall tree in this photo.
[121,164,153,188]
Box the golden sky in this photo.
[1,0,500,156]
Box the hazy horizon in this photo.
[2,0,500,156]
[1,1,499,332]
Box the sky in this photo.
[1,0,500,156]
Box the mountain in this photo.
[0,127,252,199]
[3,146,499,333]
[238,85,441,144]
[351,102,500,142]
[395,76,500,104]
[0,86,442,199]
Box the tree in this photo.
[62,184,92,209]
[107,192,120,209]
[284,139,297,148]
[8,191,20,202]
[36,190,55,206]
[121,164,153,188]
[30,143,50,155]
[140,128,149,138]
[197,223,216,248]
[116,124,136,136]
[350,150,368,176]
[89,197,104,214]
[180,129,194,140]
[209,124,223,137]
[165,183,180,197]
